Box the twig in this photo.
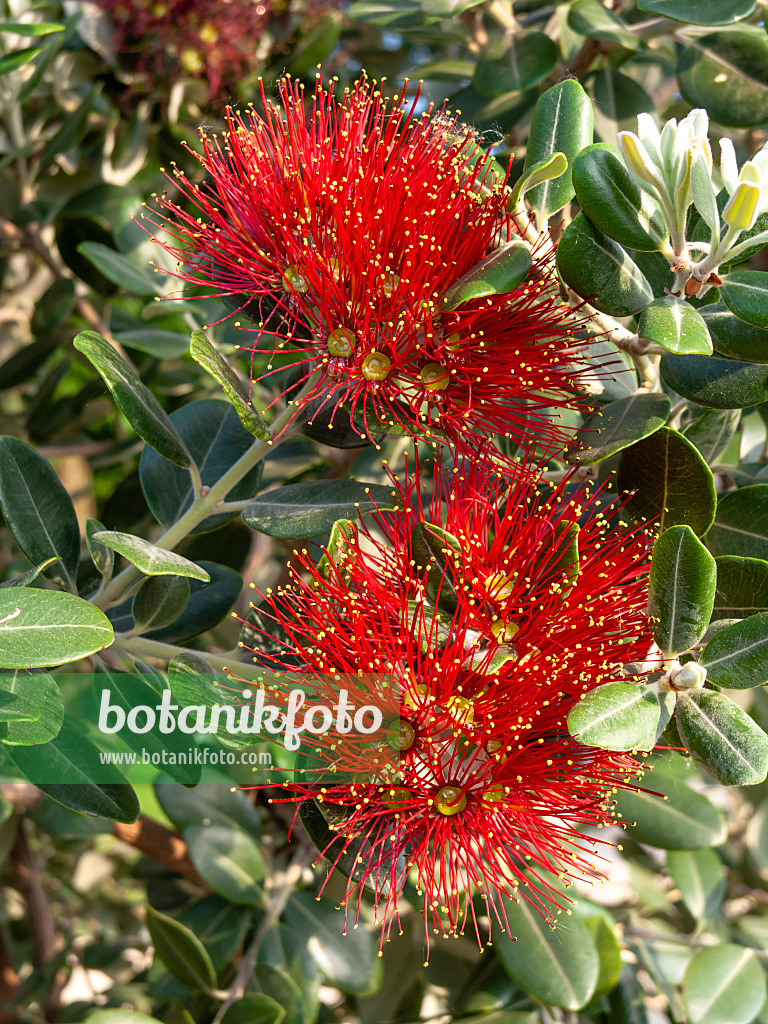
[113,815,205,885]
[623,925,768,963]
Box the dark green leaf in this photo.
[714,556,768,618]
[1,669,63,745]
[242,480,399,539]
[6,718,139,823]
[557,212,653,316]
[721,270,768,330]
[660,352,768,409]
[76,242,159,296]
[132,575,190,633]
[189,332,271,441]
[572,144,668,252]
[568,0,640,49]
[683,409,741,464]
[709,485,768,560]
[254,966,304,1024]
[92,531,210,581]
[700,303,768,362]
[676,688,768,785]
[73,331,192,468]
[0,557,60,590]
[608,967,650,1024]
[667,848,724,919]
[0,45,43,73]
[139,399,264,533]
[683,943,767,1024]
[142,561,242,643]
[85,519,114,580]
[615,767,726,849]
[701,612,768,688]
[282,10,341,75]
[0,589,113,669]
[568,393,669,465]
[166,652,246,749]
[184,824,265,905]
[638,0,755,23]
[678,27,768,129]
[0,436,80,590]
[523,80,594,218]
[177,896,252,973]
[638,298,712,355]
[145,905,217,991]
[567,682,669,751]
[220,995,286,1024]
[592,68,654,127]
[441,242,532,309]
[617,427,717,535]
[648,525,717,656]
[472,32,558,96]
[494,898,599,1009]
[156,781,262,838]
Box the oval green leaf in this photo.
[568,682,664,752]
[145,905,217,991]
[660,352,768,409]
[473,31,558,96]
[615,768,726,849]
[0,589,113,669]
[649,525,717,656]
[683,943,767,1024]
[220,995,286,1024]
[132,574,190,633]
[76,241,160,296]
[569,393,670,466]
[677,689,768,786]
[242,480,399,539]
[184,824,265,905]
[721,270,768,330]
[92,530,210,581]
[1,669,64,745]
[701,611,768,689]
[667,848,725,919]
[708,485,768,560]
[700,302,768,362]
[638,298,712,355]
[678,27,768,129]
[638,0,755,24]
[683,408,741,464]
[714,555,768,619]
[156,782,262,838]
[568,0,640,49]
[442,242,532,310]
[189,332,271,441]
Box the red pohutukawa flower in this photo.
[236,462,654,952]
[147,74,593,469]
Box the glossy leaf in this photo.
[617,427,717,535]
[508,152,568,209]
[145,905,217,991]
[569,393,669,465]
[679,27,768,129]
[714,556,768,618]
[667,848,724,919]
[92,530,210,581]
[184,824,265,905]
[523,80,594,218]
[472,32,558,96]
[189,332,271,441]
[648,526,717,656]
[76,241,159,296]
[700,302,768,362]
[567,682,669,751]
[6,719,139,823]
[701,612,768,688]
[614,768,726,849]
[568,0,640,49]
[0,557,61,590]
[494,898,599,1009]
[73,331,192,468]
[683,943,767,1024]
[721,270,768,330]
[676,689,768,786]
[660,352,768,409]
[572,144,668,252]
[0,589,113,669]
[166,652,246,749]
[242,480,398,539]
[707,485,768,559]
[220,995,286,1024]
[0,436,80,590]
[143,561,242,643]
[1,670,63,745]
[683,409,741,464]
[638,298,712,355]
[177,896,252,973]
[557,213,653,317]
[132,575,190,634]
[638,0,755,23]
[442,242,532,309]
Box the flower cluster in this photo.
[238,464,653,950]
[149,75,592,469]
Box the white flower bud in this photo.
[720,138,739,196]
[672,663,707,690]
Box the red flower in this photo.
[148,75,593,469]
[236,462,654,951]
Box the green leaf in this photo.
[700,303,768,362]
[145,905,217,991]
[139,399,264,533]
[253,966,305,1024]
[132,575,190,633]
[156,782,262,838]
[523,80,594,218]
[166,653,247,749]
[584,916,623,1001]
[0,45,43,74]
[85,519,114,580]
[572,144,669,252]
[614,767,726,849]
[0,589,113,669]
[184,824,265,905]
[683,409,741,464]
[508,152,568,209]
[411,521,462,613]
[283,892,379,994]
[592,68,655,128]
[701,612,768,688]
[568,0,640,49]
[189,332,271,441]
[73,331,192,469]
[0,689,39,723]
[638,298,712,355]
[143,561,242,644]
[85,1012,164,1024]
[616,427,717,535]
[638,0,755,23]
[93,669,201,786]
[220,995,286,1024]
[683,943,767,1024]
[6,718,139,823]
[91,531,210,581]
[472,31,558,96]
[706,485,768,559]
[648,525,717,656]
[114,329,191,360]
[441,242,532,309]
[1,669,63,745]
[177,896,252,972]
[676,688,768,786]
[242,480,399,539]
[721,271,768,330]
[76,241,159,296]
[667,848,724,919]
[0,436,80,590]
[714,555,768,618]
[567,682,670,751]
[494,898,599,1009]
[557,213,653,317]
[678,27,768,129]
[39,84,101,171]
[0,557,61,590]
[282,10,341,76]
[568,393,669,465]
[660,352,768,409]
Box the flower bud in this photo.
[723,181,760,232]
[618,132,664,192]
[671,663,707,690]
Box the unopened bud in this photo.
[671,663,707,690]
[723,180,760,231]
[619,132,664,192]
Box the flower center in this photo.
[435,785,467,816]
[420,362,449,391]
[485,572,516,600]
[382,272,400,298]
[490,620,519,643]
[482,783,508,805]
[361,351,392,381]
[387,719,415,751]
[327,327,356,358]
[281,266,308,293]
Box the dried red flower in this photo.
[236,462,654,951]
[147,75,593,469]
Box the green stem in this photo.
[115,634,265,677]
